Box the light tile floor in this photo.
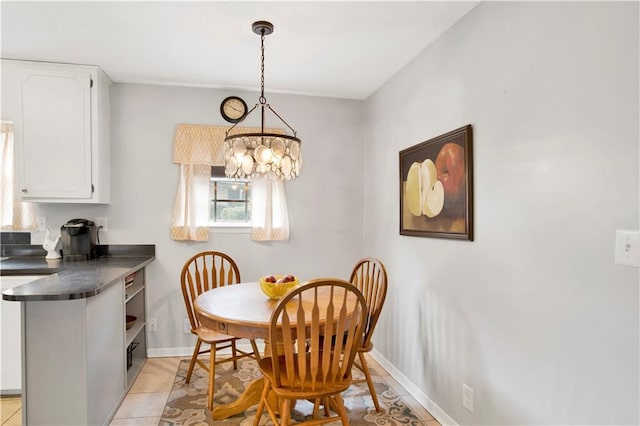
[0,354,441,426]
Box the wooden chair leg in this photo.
[359,351,381,412]
[207,343,216,412]
[333,393,349,425]
[323,396,331,417]
[250,339,261,362]
[231,339,238,370]
[280,398,292,426]
[262,380,280,425]
[185,339,202,383]
[312,398,320,419]
[254,379,271,426]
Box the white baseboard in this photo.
[148,343,455,426]
[147,341,262,359]
[369,348,458,426]
[148,346,193,358]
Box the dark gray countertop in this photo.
[1,245,155,301]
[0,257,62,275]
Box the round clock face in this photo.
[220,96,248,123]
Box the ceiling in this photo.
[1,1,478,100]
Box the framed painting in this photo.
[399,125,473,240]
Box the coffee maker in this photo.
[61,218,98,261]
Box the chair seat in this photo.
[195,325,238,343]
[259,354,352,399]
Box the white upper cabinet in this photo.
[1,60,111,203]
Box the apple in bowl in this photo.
[260,274,299,299]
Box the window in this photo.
[209,167,251,226]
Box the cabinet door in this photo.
[17,66,93,199]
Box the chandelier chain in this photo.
[259,29,266,104]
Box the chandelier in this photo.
[224,21,302,181]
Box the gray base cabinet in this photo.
[22,267,146,425]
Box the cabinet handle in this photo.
[21,189,27,193]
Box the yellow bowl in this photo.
[260,275,299,300]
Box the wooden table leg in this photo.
[211,378,282,420]
[211,377,265,419]
[211,338,305,420]
[211,338,281,420]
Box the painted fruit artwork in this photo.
[400,124,472,239]
[405,142,464,220]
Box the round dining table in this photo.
[194,280,357,420]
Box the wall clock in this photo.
[220,96,248,123]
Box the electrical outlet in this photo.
[184,318,191,334]
[95,217,108,232]
[148,318,157,332]
[462,384,474,413]
[36,216,47,231]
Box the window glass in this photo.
[210,167,251,226]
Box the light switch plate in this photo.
[615,230,639,267]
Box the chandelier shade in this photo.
[224,132,301,180]
[224,21,302,181]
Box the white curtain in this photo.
[251,177,290,241]
[0,122,36,230]
[170,123,290,242]
[170,163,211,241]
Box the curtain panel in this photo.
[1,122,36,230]
[170,124,290,242]
[251,176,290,241]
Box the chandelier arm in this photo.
[266,104,298,137]
[224,104,259,136]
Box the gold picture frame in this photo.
[399,125,473,240]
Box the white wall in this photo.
[34,84,364,352]
[364,2,638,425]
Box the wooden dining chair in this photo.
[180,251,260,411]
[253,279,368,426]
[349,257,388,413]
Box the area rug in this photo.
[160,358,427,425]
